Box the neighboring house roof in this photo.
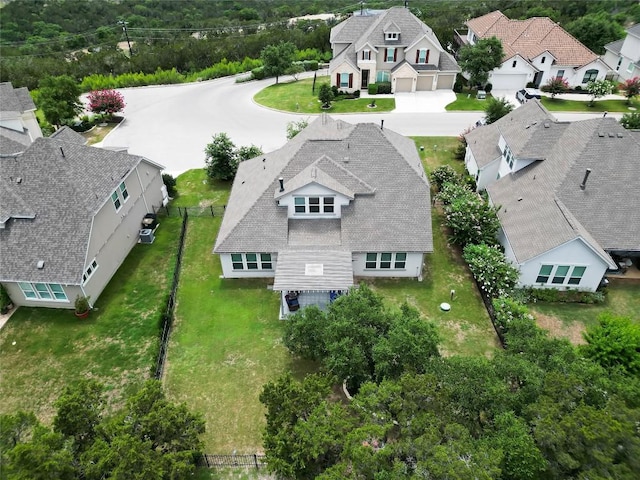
[487,116,640,264]
[50,125,88,145]
[214,115,432,254]
[604,38,624,55]
[0,126,32,154]
[330,7,459,73]
[627,23,640,37]
[0,137,162,284]
[466,11,599,67]
[465,101,556,168]
[0,81,36,114]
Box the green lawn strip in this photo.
[530,279,640,331]
[171,169,231,207]
[541,96,639,112]
[253,76,395,113]
[445,91,494,111]
[0,216,182,422]
[164,215,316,453]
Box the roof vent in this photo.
[16,177,22,184]
[544,122,550,128]
[37,260,45,269]
[616,132,623,138]
[580,168,592,190]
[59,147,65,157]
[517,197,523,201]
[343,156,349,163]
[598,132,605,137]
[608,132,614,138]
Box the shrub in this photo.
[377,82,391,94]
[251,66,266,80]
[353,90,360,98]
[331,85,340,97]
[303,60,319,71]
[444,194,500,246]
[368,83,378,95]
[430,165,459,190]
[484,82,493,93]
[526,81,536,88]
[574,85,582,91]
[514,288,606,304]
[620,111,640,129]
[453,81,463,93]
[435,181,471,205]
[162,173,177,197]
[463,243,519,298]
[492,297,532,336]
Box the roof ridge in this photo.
[315,154,376,193]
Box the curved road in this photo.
[103,74,619,176]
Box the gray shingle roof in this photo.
[0,82,36,113]
[0,126,32,154]
[604,39,624,55]
[273,250,354,291]
[0,138,157,284]
[214,115,432,254]
[627,23,640,37]
[50,126,88,145]
[487,117,640,263]
[465,101,555,168]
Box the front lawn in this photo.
[0,216,182,422]
[253,76,395,113]
[541,96,639,112]
[445,91,495,111]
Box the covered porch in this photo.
[273,250,354,319]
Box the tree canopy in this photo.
[457,37,504,89]
[1,380,205,479]
[34,75,83,127]
[566,11,625,54]
[260,41,297,84]
[204,133,263,181]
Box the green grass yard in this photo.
[540,96,639,112]
[0,216,182,421]
[253,76,395,113]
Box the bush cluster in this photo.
[513,287,606,304]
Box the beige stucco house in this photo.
[329,6,460,93]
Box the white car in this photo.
[516,88,542,103]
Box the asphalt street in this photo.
[102,74,621,176]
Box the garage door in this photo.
[436,74,455,89]
[395,78,413,93]
[487,73,527,90]
[416,75,434,91]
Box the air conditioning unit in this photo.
[139,228,155,244]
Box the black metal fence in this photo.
[196,453,266,469]
[154,209,189,380]
[153,204,226,218]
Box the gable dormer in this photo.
[384,21,401,42]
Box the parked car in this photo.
[516,88,542,103]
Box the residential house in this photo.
[0,132,167,309]
[603,23,640,82]
[0,82,42,154]
[213,115,433,317]
[458,11,611,90]
[329,6,460,93]
[464,101,640,291]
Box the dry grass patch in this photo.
[534,312,587,345]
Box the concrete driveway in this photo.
[102,76,618,176]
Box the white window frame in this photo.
[386,48,395,63]
[536,264,586,286]
[556,70,565,79]
[18,282,68,301]
[340,73,350,88]
[503,145,515,170]
[111,181,129,211]
[627,62,635,73]
[293,196,335,214]
[365,252,407,270]
[385,32,399,40]
[231,253,273,271]
[82,259,99,285]
[582,69,598,84]
[418,49,428,64]
[362,49,371,60]
[376,71,390,83]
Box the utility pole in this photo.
[118,20,132,57]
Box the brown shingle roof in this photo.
[466,10,599,67]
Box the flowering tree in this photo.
[586,80,616,106]
[619,77,640,104]
[87,89,125,119]
[544,77,569,98]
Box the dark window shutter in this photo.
[416,50,419,63]
[385,48,388,61]
[336,73,340,86]
[393,48,397,62]
[426,49,430,63]
[348,73,353,88]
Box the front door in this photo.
[361,70,369,88]
[533,71,543,87]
